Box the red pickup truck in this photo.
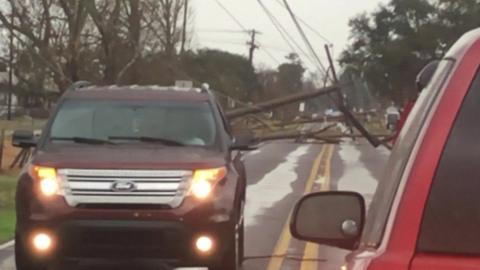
[290,28,480,270]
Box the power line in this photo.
[255,0,321,70]
[198,28,249,34]
[201,39,250,46]
[274,0,332,45]
[202,36,319,69]
[281,0,328,76]
[202,39,298,63]
[212,0,279,66]
[213,0,248,31]
[256,0,296,52]
[260,47,281,65]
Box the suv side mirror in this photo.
[416,60,440,92]
[12,130,37,148]
[290,191,366,250]
[231,134,257,151]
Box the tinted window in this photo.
[49,100,217,147]
[361,60,454,247]
[418,68,480,254]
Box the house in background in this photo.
[0,70,19,117]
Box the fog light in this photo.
[195,236,213,253]
[32,233,52,252]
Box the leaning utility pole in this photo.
[323,44,382,147]
[247,30,260,65]
[180,0,189,54]
[7,13,14,121]
[324,44,354,135]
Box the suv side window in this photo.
[418,67,480,254]
[216,102,233,138]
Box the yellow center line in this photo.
[300,144,335,270]
[266,145,328,270]
[323,145,333,191]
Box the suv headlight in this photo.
[29,165,60,197]
[190,167,227,200]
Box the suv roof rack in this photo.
[66,81,213,94]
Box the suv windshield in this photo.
[48,100,217,147]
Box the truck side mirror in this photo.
[12,130,37,148]
[231,133,257,151]
[416,60,440,92]
[290,191,366,250]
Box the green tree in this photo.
[181,49,259,102]
[436,0,480,47]
[340,0,480,103]
[277,53,305,95]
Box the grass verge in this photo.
[0,174,17,244]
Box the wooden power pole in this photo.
[7,13,14,121]
[247,30,260,65]
[181,0,189,54]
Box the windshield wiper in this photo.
[51,137,117,145]
[108,136,185,146]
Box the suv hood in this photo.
[32,144,227,170]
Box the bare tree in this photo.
[145,0,185,57]
[0,0,194,94]
[85,0,122,83]
[57,0,89,82]
[116,0,141,84]
[0,0,71,90]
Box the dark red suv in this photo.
[290,28,480,270]
[13,83,251,270]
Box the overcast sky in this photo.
[192,0,388,72]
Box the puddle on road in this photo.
[245,145,310,227]
[337,142,378,205]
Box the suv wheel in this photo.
[15,234,48,270]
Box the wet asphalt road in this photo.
[0,140,389,270]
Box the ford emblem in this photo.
[111,181,137,192]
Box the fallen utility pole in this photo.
[241,115,275,131]
[226,85,340,119]
[321,134,392,140]
[256,124,336,142]
[275,112,371,127]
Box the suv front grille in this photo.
[59,169,192,208]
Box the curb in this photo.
[0,240,14,250]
